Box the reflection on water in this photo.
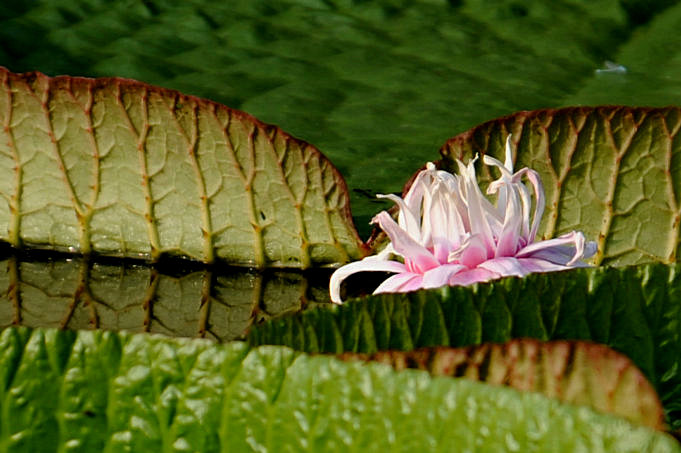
[0,250,333,342]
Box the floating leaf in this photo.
[249,263,681,429]
[339,339,666,431]
[0,252,329,341]
[439,106,681,267]
[0,68,365,268]
[0,327,677,452]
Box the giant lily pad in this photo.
[339,339,667,430]
[0,327,677,452]
[249,263,681,428]
[0,68,365,268]
[438,106,681,267]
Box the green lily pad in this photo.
[339,339,667,431]
[0,68,365,267]
[0,326,677,452]
[438,106,681,267]
[249,262,681,429]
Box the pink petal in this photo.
[584,240,598,258]
[512,168,544,242]
[422,184,450,257]
[422,264,467,289]
[424,179,465,242]
[373,272,423,295]
[376,193,421,240]
[477,256,535,278]
[329,259,407,304]
[503,135,515,171]
[483,137,514,219]
[448,267,500,286]
[424,179,468,261]
[484,155,512,176]
[494,189,523,258]
[431,236,457,264]
[516,231,592,266]
[495,225,520,257]
[519,247,587,267]
[403,166,430,211]
[372,211,439,273]
[458,234,489,268]
[459,157,497,253]
[482,256,589,279]
[514,257,578,273]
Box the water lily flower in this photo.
[330,136,597,304]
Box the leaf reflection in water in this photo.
[0,251,332,342]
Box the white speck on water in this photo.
[595,61,627,74]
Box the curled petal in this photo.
[373,272,423,295]
[483,156,512,177]
[483,135,515,173]
[477,256,577,277]
[372,211,439,273]
[402,164,432,211]
[483,135,515,217]
[584,240,598,258]
[329,259,407,304]
[493,185,523,258]
[458,157,497,254]
[515,257,585,273]
[431,236,458,264]
[519,244,596,267]
[515,231,594,266]
[450,234,489,268]
[448,267,500,286]
[477,256,532,278]
[503,135,514,170]
[422,263,467,289]
[377,193,421,240]
[423,182,466,261]
[512,168,545,242]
